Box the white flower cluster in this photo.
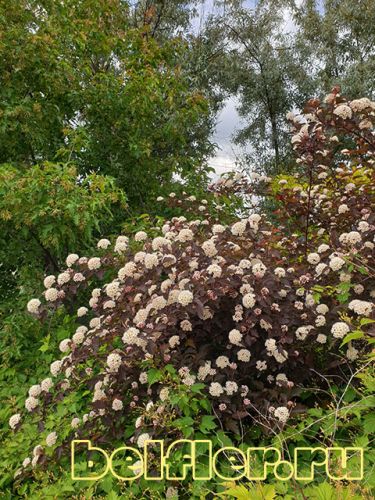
[349,300,373,316]
[46,432,57,447]
[27,298,41,314]
[331,322,350,339]
[274,406,289,423]
[107,353,122,373]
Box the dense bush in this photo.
[4,92,373,489]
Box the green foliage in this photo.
[0,162,125,264]
[294,0,375,98]
[0,0,215,210]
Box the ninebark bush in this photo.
[9,91,375,477]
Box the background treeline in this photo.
[0,0,374,464]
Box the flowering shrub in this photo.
[9,91,375,478]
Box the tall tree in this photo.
[293,0,375,99]
[203,0,315,174]
[0,0,215,210]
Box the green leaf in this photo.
[340,330,363,347]
[147,368,162,386]
[199,415,217,433]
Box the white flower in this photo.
[90,314,100,327]
[207,264,222,278]
[103,300,115,309]
[57,272,70,285]
[346,231,361,245]
[274,267,286,278]
[27,298,41,314]
[316,304,329,315]
[45,288,59,302]
[46,432,57,447]
[225,381,238,395]
[40,378,54,392]
[25,397,39,412]
[66,254,79,267]
[256,360,267,371]
[122,327,140,345]
[112,399,123,411]
[118,262,137,280]
[331,322,350,339]
[315,315,326,327]
[151,295,167,311]
[307,253,320,265]
[265,338,276,352]
[329,256,345,271]
[212,224,226,234]
[209,382,224,397]
[9,414,21,429]
[338,204,349,214]
[349,300,373,316]
[137,433,151,448]
[73,326,87,344]
[237,349,251,362]
[144,253,159,269]
[350,282,363,295]
[177,229,194,242]
[216,356,230,368]
[169,335,180,348]
[107,353,122,372]
[159,387,170,401]
[201,240,217,257]
[358,221,369,233]
[88,257,101,270]
[97,238,111,249]
[295,325,313,340]
[231,220,247,236]
[73,272,85,282]
[316,334,327,344]
[359,119,372,129]
[59,339,71,353]
[115,236,128,253]
[249,214,261,225]
[152,237,171,252]
[134,231,147,242]
[177,290,193,306]
[33,445,43,457]
[274,406,289,423]
[106,281,121,299]
[228,329,242,346]
[252,262,267,277]
[43,275,56,288]
[242,293,256,309]
[333,104,352,120]
[166,486,179,498]
[77,306,88,317]
[349,98,372,112]
[180,320,192,331]
[50,360,62,377]
[317,244,330,254]
[71,417,80,429]
[134,308,149,325]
